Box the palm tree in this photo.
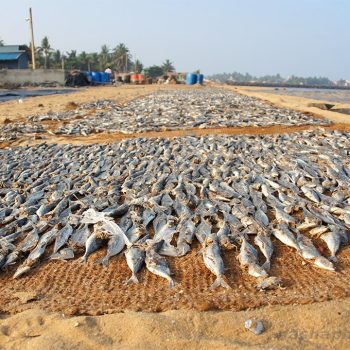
[87,52,99,71]
[113,43,130,73]
[132,59,143,73]
[0,39,4,46]
[36,36,54,69]
[51,49,62,69]
[162,59,175,73]
[99,45,110,71]
[144,65,164,78]
[65,50,78,69]
[78,51,89,71]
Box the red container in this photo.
[138,74,145,83]
[131,74,140,83]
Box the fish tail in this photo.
[101,257,109,268]
[13,265,30,279]
[80,255,88,264]
[126,274,139,285]
[262,260,271,271]
[329,255,338,263]
[93,257,109,267]
[210,276,230,290]
[168,278,175,288]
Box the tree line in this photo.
[208,72,337,86]
[1,36,175,78]
[35,37,175,78]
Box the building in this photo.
[0,45,30,69]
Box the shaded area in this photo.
[0,88,77,103]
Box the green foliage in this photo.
[113,43,131,72]
[87,53,100,71]
[36,36,54,69]
[30,37,177,76]
[132,59,143,73]
[51,50,62,69]
[144,65,164,78]
[208,71,334,86]
[65,50,78,69]
[162,59,175,72]
[0,38,4,46]
[99,45,111,71]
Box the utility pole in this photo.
[28,8,36,69]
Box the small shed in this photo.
[0,45,30,69]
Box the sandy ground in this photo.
[1,83,350,349]
[0,84,194,124]
[226,85,350,124]
[1,297,350,350]
[1,83,349,149]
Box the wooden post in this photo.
[29,8,36,70]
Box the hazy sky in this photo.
[1,0,349,79]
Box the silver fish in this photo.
[202,236,230,289]
[145,249,174,288]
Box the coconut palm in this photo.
[113,43,131,72]
[87,53,99,71]
[144,65,164,78]
[99,45,111,71]
[65,50,78,69]
[51,49,62,69]
[132,59,143,73]
[36,36,54,69]
[162,59,175,73]
[78,51,90,71]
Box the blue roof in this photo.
[0,53,23,61]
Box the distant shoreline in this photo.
[225,82,350,90]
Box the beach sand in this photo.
[1,83,350,349]
[1,297,350,350]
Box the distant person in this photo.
[105,67,112,74]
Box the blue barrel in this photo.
[197,74,204,85]
[186,73,198,85]
[100,72,111,83]
[91,71,101,82]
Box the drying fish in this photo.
[202,236,230,289]
[124,235,149,284]
[50,247,75,260]
[296,233,321,260]
[81,233,103,264]
[145,248,174,288]
[1,116,350,292]
[237,238,267,278]
[53,224,73,254]
[272,225,300,251]
[97,233,125,267]
[320,231,340,262]
[314,256,335,272]
[254,233,273,270]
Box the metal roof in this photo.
[0,53,23,61]
[0,45,22,53]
